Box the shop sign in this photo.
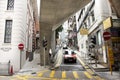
[80,28,88,35]
[103,17,112,30]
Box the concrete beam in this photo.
[40,0,91,30]
[109,0,120,17]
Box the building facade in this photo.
[76,0,120,70]
[67,16,78,49]
[0,0,38,72]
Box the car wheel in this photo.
[64,60,66,63]
[74,60,77,63]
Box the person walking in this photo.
[49,48,53,64]
[49,48,52,58]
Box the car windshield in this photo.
[64,51,68,54]
[71,51,75,54]
[64,50,75,55]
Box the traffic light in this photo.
[89,36,96,48]
[91,36,96,44]
[43,40,47,47]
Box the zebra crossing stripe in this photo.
[73,71,79,79]
[84,71,92,79]
[50,70,55,78]
[13,70,104,79]
[62,71,66,78]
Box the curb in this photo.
[76,54,105,80]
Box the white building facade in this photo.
[76,0,120,69]
[0,0,37,72]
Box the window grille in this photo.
[4,20,12,43]
[91,11,95,22]
[7,0,14,10]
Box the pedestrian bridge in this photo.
[40,0,91,31]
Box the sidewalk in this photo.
[15,50,49,75]
[75,50,120,80]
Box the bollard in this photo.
[9,65,13,75]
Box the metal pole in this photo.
[20,50,22,69]
[44,47,46,67]
[106,41,113,75]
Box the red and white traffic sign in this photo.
[18,43,24,50]
[103,32,111,41]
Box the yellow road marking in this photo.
[49,70,55,78]
[15,75,28,80]
[77,56,85,66]
[87,69,94,74]
[0,76,5,77]
[84,71,92,79]
[73,71,79,79]
[62,71,66,78]
[94,76,104,80]
[84,66,89,69]
[37,70,48,77]
[37,72,43,77]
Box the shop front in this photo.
[103,18,120,70]
[110,26,120,70]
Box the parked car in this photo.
[63,50,77,63]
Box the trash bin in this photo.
[0,61,11,75]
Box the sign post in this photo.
[18,43,24,69]
[103,32,113,75]
[103,32,111,41]
[43,37,47,67]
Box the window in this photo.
[81,44,83,49]
[78,9,83,21]
[4,20,12,43]
[87,17,90,27]
[91,11,95,22]
[97,31,102,45]
[84,22,87,29]
[7,0,14,10]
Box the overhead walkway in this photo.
[40,0,91,30]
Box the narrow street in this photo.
[0,49,120,80]
[55,56,90,79]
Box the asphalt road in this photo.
[53,56,92,80]
[57,57,85,71]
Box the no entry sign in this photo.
[18,43,24,50]
[103,32,111,41]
